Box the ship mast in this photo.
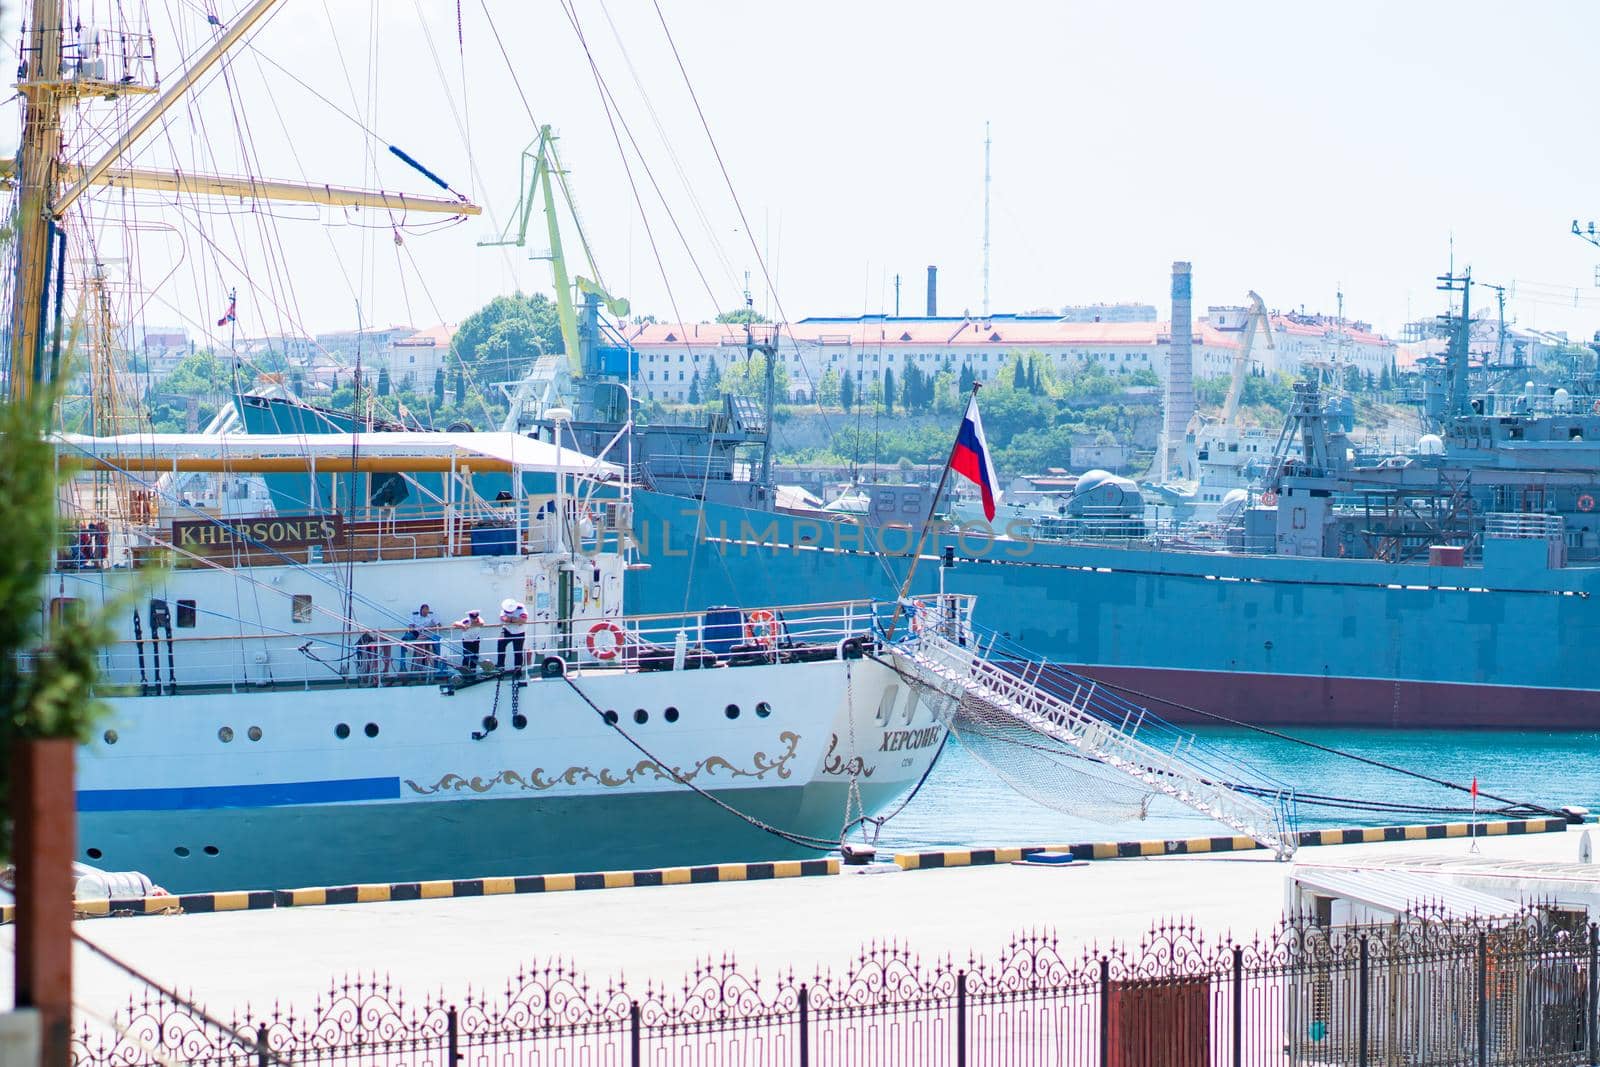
[8,0,66,401]
[5,0,483,406]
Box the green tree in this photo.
[1,379,119,862]
[840,370,856,412]
[687,370,702,405]
[453,367,466,404]
[377,366,392,397]
[1012,357,1026,390]
[883,367,896,415]
[720,354,790,402]
[433,367,446,407]
[900,363,923,413]
[452,292,562,381]
[817,368,842,408]
[703,356,722,398]
[933,369,959,414]
[715,307,769,324]
[959,362,975,395]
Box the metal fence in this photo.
[74,915,1598,1066]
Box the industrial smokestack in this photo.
[926,266,938,317]
[1163,261,1195,482]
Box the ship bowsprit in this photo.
[886,625,1298,859]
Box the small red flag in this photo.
[1471,777,1478,798]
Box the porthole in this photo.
[664,706,680,723]
[174,846,190,858]
[217,726,234,743]
[633,708,649,725]
[603,710,619,725]
[247,726,262,742]
[203,845,219,856]
[756,701,772,719]
[725,704,741,720]
[102,729,118,745]
[335,723,351,739]
[364,723,379,738]
[86,848,103,860]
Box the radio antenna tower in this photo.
[982,121,992,319]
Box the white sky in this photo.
[10,1,1600,349]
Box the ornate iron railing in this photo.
[73,915,1598,1066]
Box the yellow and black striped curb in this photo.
[0,858,839,925]
[893,817,1573,871]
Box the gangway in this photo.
[887,599,1297,859]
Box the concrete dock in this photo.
[3,825,1592,1025]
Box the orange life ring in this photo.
[1580,494,1596,513]
[1261,490,1278,506]
[744,609,779,647]
[586,621,627,661]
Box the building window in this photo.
[177,600,197,627]
[291,594,313,624]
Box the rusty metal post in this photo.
[629,1000,639,1067]
[12,738,75,1067]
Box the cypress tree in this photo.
[377,366,391,397]
[840,370,856,412]
[883,368,896,415]
[433,367,446,406]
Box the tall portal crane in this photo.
[480,125,629,380]
[1222,291,1275,427]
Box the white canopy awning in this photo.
[55,431,620,478]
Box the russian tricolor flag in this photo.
[950,394,1000,521]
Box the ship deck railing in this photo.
[1484,512,1565,541]
[79,596,971,696]
[945,623,1297,809]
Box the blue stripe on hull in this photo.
[77,776,401,812]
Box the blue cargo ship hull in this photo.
[624,490,1597,729]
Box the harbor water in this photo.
[873,727,1598,854]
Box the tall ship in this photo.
[3,1,956,893]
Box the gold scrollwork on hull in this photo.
[404,731,801,796]
[820,733,875,778]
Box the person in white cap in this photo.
[497,598,529,672]
[452,609,487,673]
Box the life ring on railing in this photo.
[1591,398,1600,416]
[586,621,627,661]
[1260,490,1278,507]
[1580,494,1596,513]
[908,602,928,635]
[744,609,779,648]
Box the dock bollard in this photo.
[840,843,876,866]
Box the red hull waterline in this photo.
[1061,664,1600,731]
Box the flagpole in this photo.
[886,383,980,641]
